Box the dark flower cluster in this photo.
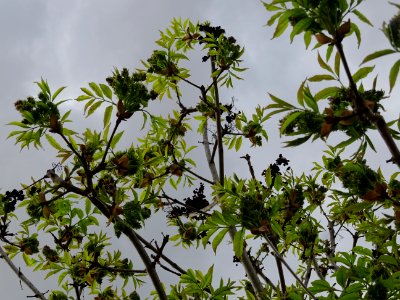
[167,183,209,219]
[262,154,290,178]
[223,103,241,134]
[2,189,24,213]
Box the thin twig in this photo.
[136,233,187,275]
[262,233,317,300]
[0,245,47,300]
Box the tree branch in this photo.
[335,41,400,168]
[0,244,47,300]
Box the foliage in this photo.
[3,1,400,300]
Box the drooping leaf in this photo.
[103,105,113,128]
[352,66,374,83]
[352,9,373,27]
[389,59,400,92]
[314,86,340,101]
[280,111,302,135]
[211,228,229,253]
[317,52,333,73]
[45,134,63,151]
[233,228,245,259]
[361,49,396,65]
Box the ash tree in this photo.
[3,1,400,299]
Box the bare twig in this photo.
[262,234,317,300]
[0,245,47,300]
[151,234,170,268]
[136,233,186,275]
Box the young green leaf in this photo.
[211,228,229,253]
[352,66,374,83]
[352,9,373,27]
[103,105,113,128]
[89,82,103,98]
[389,59,400,92]
[45,134,63,151]
[233,228,245,259]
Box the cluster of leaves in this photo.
[9,79,70,148]
[279,87,386,146]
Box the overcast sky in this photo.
[0,1,399,299]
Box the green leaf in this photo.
[89,82,103,98]
[76,95,92,101]
[212,228,229,253]
[379,255,398,266]
[352,9,373,26]
[100,83,113,99]
[22,252,34,266]
[270,220,284,237]
[263,2,281,11]
[315,87,340,101]
[334,51,340,76]
[310,279,332,293]
[290,17,313,42]
[284,134,312,147]
[87,101,103,117]
[233,228,245,259]
[85,199,92,215]
[389,59,400,92]
[297,80,306,107]
[235,136,242,151]
[103,105,113,128]
[280,111,302,135]
[350,23,361,48]
[81,87,94,97]
[304,30,312,49]
[335,267,348,288]
[273,14,289,38]
[361,49,396,65]
[52,86,66,101]
[8,121,30,129]
[268,93,296,109]
[352,246,372,257]
[344,283,364,293]
[308,74,335,82]
[317,52,333,73]
[352,66,374,83]
[267,11,284,27]
[110,131,124,149]
[45,134,63,151]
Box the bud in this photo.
[315,33,333,44]
[336,19,351,41]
